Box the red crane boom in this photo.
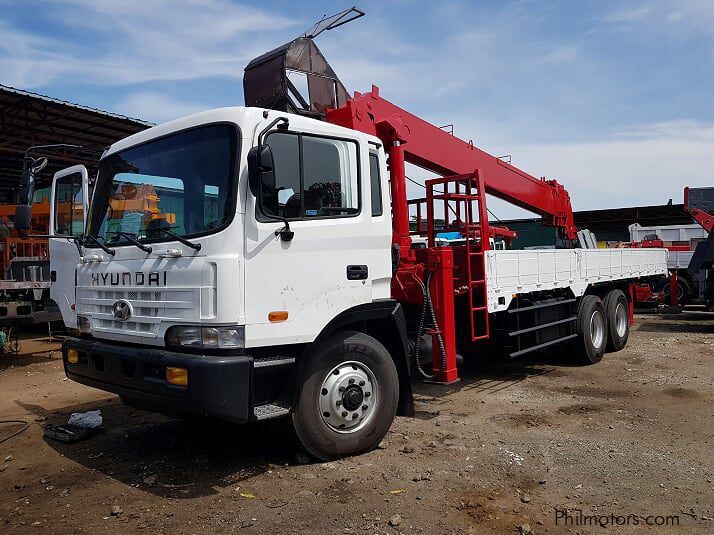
[327,86,577,242]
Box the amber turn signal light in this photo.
[268,311,289,322]
[166,367,188,386]
[66,349,80,364]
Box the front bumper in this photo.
[62,338,253,422]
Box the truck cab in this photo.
[54,107,410,460]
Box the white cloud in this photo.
[598,1,714,36]
[599,7,652,24]
[502,131,714,213]
[543,45,578,64]
[0,0,300,88]
[113,92,211,123]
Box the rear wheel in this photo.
[575,295,607,364]
[603,289,629,352]
[292,330,398,461]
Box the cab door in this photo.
[49,165,89,328]
[243,119,391,348]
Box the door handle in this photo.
[346,265,368,280]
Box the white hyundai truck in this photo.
[22,37,667,460]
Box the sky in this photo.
[1,0,713,219]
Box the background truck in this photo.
[15,24,667,460]
[626,186,713,309]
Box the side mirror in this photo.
[14,204,32,233]
[247,144,275,199]
[17,168,34,206]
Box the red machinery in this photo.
[685,187,714,234]
[326,86,579,381]
[243,30,620,383]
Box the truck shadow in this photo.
[35,397,303,499]
[412,350,585,400]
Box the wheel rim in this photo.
[589,310,605,349]
[615,302,628,338]
[319,360,378,434]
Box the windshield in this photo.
[87,124,238,247]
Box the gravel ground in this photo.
[0,312,712,534]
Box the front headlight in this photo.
[77,316,91,335]
[165,325,245,349]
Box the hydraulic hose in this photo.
[412,274,431,379]
[411,270,448,379]
[425,272,448,376]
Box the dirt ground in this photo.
[0,312,712,534]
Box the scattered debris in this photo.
[400,445,414,454]
[504,450,524,466]
[68,410,102,429]
[44,424,98,444]
[110,505,123,516]
[388,514,402,527]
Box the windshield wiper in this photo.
[154,228,201,251]
[83,235,116,256]
[107,231,152,253]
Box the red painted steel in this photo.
[684,186,714,233]
[326,84,580,383]
[415,247,459,383]
[327,85,577,240]
[669,270,679,307]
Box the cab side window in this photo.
[369,152,383,216]
[261,132,360,220]
[54,173,84,237]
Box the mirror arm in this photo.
[274,219,294,242]
[257,116,289,147]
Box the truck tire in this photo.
[575,295,607,364]
[292,330,399,461]
[603,289,629,352]
[657,275,691,305]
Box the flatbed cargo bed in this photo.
[486,248,668,312]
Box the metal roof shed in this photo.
[0,84,152,200]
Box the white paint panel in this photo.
[486,248,668,312]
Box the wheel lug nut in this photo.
[341,411,348,417]
[352,413,358,419]
[338,386,345,393]
[362,405,368,411]
[348,378,355,385]
[321,388,328,395]
[359,380,365,386]
[336,400,341,406]
[364,391,371,398]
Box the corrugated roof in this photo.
[0,84,154,198]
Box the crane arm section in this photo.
[327,86,577,240]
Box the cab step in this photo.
[253,403,290,421]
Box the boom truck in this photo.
[15,20,668,459]
[625,187,713,309]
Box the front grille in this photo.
[76,286,198,338]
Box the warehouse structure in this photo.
[0,84,151,200]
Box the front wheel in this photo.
[292,331,399,460]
